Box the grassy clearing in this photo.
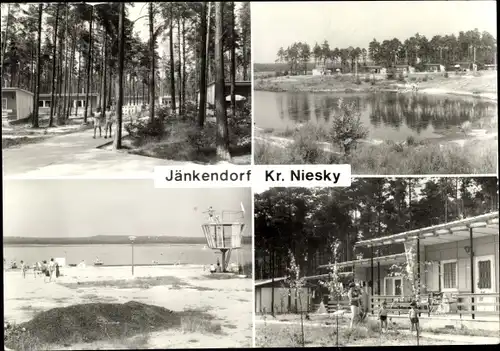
[179,310,224,335]
[59,276,188,290]
[255,319,472,347]
[254,130,497,174]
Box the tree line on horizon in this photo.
[3,234,252,245]
[255,177,498,280]
[1,2,251,159]
[275,29,497,75]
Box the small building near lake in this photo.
[483,64,497,71]
[1,87,34,121]
[364,65,387,74]
[424,63,446,73]
[454,62,478,72]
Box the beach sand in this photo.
[4,265,253,349]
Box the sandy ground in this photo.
[4,265,253,348]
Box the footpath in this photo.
[3,125,185,177]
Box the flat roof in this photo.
[206,81,251,87]
[2,87,34,96]
[38,92,100,97]
[355,212,499,249]
[318,253,407,269]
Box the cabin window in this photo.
[478,260,492,289]
[442,260,457,290]
[2,98,6,111]
[44,101,51,108]
[38,100,44,107]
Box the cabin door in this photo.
[474,255,496,312]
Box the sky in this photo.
[253,1,497,63]
[3,180,252,238]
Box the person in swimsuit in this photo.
[409,301,419,333]
[347,281,361,328]
[379,301,388,332]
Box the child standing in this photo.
[379,301,388,333]
[409,301,419,333]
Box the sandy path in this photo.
[4,265,252,348]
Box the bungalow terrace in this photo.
[353,212,499,324]
[394,64,416,75]
[1,87,34,121]
[483,64,497,71]
[424,63,446,73]
[197,81,251,107]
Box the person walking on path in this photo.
[48,258,56,282]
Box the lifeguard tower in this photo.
[201,206,245,272]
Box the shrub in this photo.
[422,75,428,82]
[328,98,368,155]
[364,76,371,83]
[155,106,170,122]
[355,77,362,85]
[370,79,376,86]
[125,118,165,141]
[444,71,449,78]
[398,72,406,82]
[410,76,417,82]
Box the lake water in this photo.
[255,91,498,141]
[3,244,252,267]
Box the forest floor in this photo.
[4,266,253,350]
[123,111,252,165]
[254,315,500,347]
[254,123,497,174]
[254,71,497,100]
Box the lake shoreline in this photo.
[254,127,497,174]
[254,73,498,101]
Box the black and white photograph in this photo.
[253,1,497,174]
[3,181,253,349]
[2,2,252,178]
[254,177,499,347]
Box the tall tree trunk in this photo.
[61,3,69,124]
[56,25,64,124]
[30,48,34,92]
[230,2,236,118]
[48,4,60,127]
[176,16,182,115]
[169,7,176,115]
[66,30,76,119]
[75,48,82,116]
[206,2,211,85]
[108,69,112,108]
[181,18,186,115]
[113,2,124,150]
[32,3,43,128]
[197,2,208,127]
[1,3,11,84]
[100,33,108,116]
[83,5,93,124]
[214,2,230,160]
[149,2,155,122]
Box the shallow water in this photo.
[255,91,497,142]
[4,243,252,266]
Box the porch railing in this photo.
[455,293,500,318]
[370,293,500,318]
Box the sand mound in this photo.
[13,301,181,345]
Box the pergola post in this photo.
[370,246,374,314]
[416,237,421,316]
[377,250,381,295]
[470,227,475,319]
